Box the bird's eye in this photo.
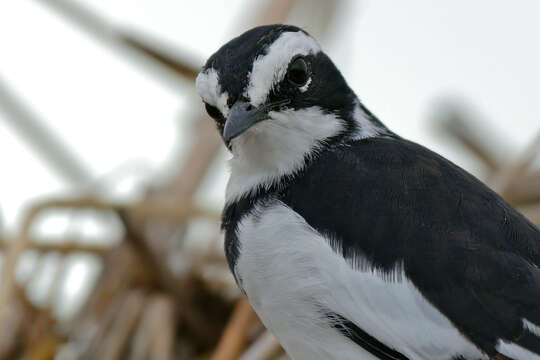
[287,57,309,87]
[205,103,224,121]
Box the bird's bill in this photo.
[223,100,269,142]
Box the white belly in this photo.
[234,201,488,360]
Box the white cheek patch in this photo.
[195,68,230,117]
[246,31,321,107]
[226,106,344,204]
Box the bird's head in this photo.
[196,25,386,201]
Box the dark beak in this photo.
[223,100,268,142]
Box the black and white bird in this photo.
[195,25,540,360]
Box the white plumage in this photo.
[235,201,488,360]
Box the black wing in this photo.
[279,136,540,358]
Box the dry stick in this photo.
[30,242,110,255]
[118,32,199,80]
[73,244,146,358]
[128,294,175,360]
[97,290,147,360]
[80,291,132,359]
[36,0,197,91]
[504,170,540,206]
[439,109,540,206]
[119,209,221,344]
[436,108,502,172]
[210,298,260,360]
[19,333,61,360]
[238,331,284,360]
[42,254,67,311]
[119,107,227,344]
[0,292,25,360]
[17,0,227,356]
[149,295,176,360]
[497,130,540,197]
[0,197,125,320]
[275,355,291,360]
[4,193,219,348]
[147,116,223,205]
[0,198,148,356]
[0,202,46,328]
[131,193,221,223]
[518,203,540,227]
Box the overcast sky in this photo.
[1,0,539,229]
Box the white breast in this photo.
[234,201,488,360]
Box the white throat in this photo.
[225,103,383,204]
[224,106,341,204]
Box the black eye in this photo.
[287,57,309,87]
[204,103,224,121]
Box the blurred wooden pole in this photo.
[495,131,540,195]
[210,298,259,360]
[0,78,93,184]
[36,0,200,87]
[128,294,175,360]
[433,104,540,227]
[433,104,503,172]
[97,290,147,360]
[239,331,283,360]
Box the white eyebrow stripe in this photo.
[246,31,321,107]
[195,68,230,117]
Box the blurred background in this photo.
[0,0,539,359]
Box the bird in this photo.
[195,24,540,360]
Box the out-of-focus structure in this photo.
[0,1,344,359]
[0,1,539,359]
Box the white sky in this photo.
[1,0,539,230]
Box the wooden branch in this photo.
[36,0,200,88]
[496,131,540,196]
[0,196,124,317]
[210,298,260,360]
[129,294,175,360]
[434,106,503,172]
[96,290,147,360]
[239,331,283,360]
[150,116,222,205]
[120,211,233,348]
[0,296,25,360]
[0,78,93,184]
[518,204,540,226]
[149,295,176,360]
[130,201,220,223]
[275,355,291,360]
[29,242,109,255]
[503,170,540,206]
[65,243,150,348]
[19,333,62,360]
[118,31,200,80]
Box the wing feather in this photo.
[280,137,540,357]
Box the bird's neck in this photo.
[224,100,387,205]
